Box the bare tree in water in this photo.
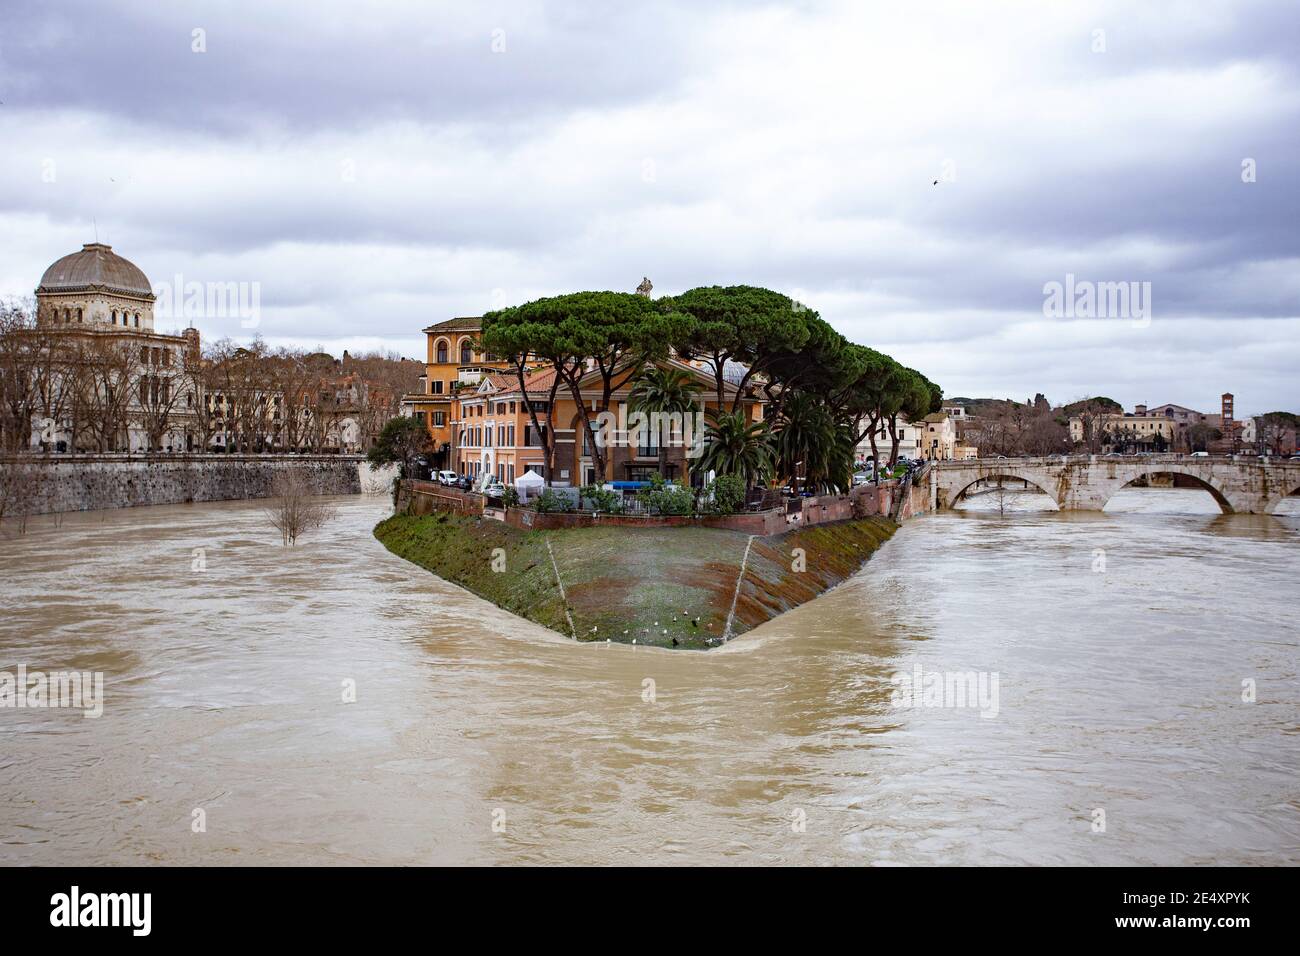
[264,470,335,545]
[0,461,40,534]
[990,477,1011,515]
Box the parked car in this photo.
[436,470,458,486]
[1190,451,1209,457]
[456,475,473,490]
[851,471,871,487]
[482,479,506,501]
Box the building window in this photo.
[507,425,515,446]
[112,310,118,324]
[77,308,82,322]
[637,428,658,458]
[460,342,472,364]
[433,412,445,427]
[436,342,448,364]
[431,380,443,395]
[134,313,140,327]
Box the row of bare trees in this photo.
[962,397,1071,457]
[0,299,184,452]
[1,299,419,454]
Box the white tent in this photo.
[514,468,546,502]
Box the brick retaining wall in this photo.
[400,478,919,532]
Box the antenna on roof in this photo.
[93,218,98,243]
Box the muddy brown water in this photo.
[1,488,1296,864]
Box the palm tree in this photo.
[771,391,858,493]
[772,391,835,492]
[693,409,773,489]
[628,365,702,479]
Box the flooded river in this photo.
[1,489,1296,865]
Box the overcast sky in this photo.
[2,0,1296,413]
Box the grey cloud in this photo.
[1,0,1297,413]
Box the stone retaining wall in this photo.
[0,454,365,516]
[403,481,485,517]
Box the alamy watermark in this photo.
[591,407,707,458]
[889,664,999,718]
[154,273,262,328]
[0,665,104,718]
[50,886,150,936]
[1042,273,1151,327]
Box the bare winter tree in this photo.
[80,337,137,452]
[263,469,335,545]
[133,343,188,452]
[0,300,39,451]
[1071,398,1121,454]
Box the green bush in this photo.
[580,483,621,513]
[534,488,575,513]
[501,486,520,509]
[700,474,746,515]
[636,474,695,516]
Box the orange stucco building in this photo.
[403,316,765,486]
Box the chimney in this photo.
[1134,404,1147,416]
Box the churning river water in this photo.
[1,488,1296,865]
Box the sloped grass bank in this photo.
[374,512,896,649]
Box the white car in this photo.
[436,470,458,485]
[1189,451,1209,458]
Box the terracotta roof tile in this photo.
[422,316,481,334]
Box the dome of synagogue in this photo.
[38,243,154,297]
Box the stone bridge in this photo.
[929,455,1300,514]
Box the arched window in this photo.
[134,313,140,327]
[436,340,448,364]
[112,310,118,324]
[76,308,83,322]
[460,340,472,365]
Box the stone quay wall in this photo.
[0,454,366,516]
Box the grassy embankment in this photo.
[374,512,896,649]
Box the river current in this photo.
[1,488,1296,865]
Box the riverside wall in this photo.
[0,454,368,516]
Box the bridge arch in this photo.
[1263,478,1300,516]
[1103,467,1235,514]
[950,472,1061,509]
